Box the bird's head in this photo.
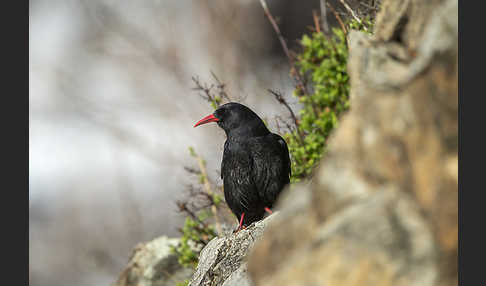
[194,102,269,138]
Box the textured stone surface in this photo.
[248,0,457,285]
[189,214,277,286]
[249,188,439,286]
[113,236,193,286]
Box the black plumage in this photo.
[194,102,291,230]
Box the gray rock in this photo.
[221,265,252,286]
[113,236,193,286]
[249,190,438,286]
[189,214,277,286]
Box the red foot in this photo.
[264,207,273,214]
[234,212,245,233]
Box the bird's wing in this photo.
[273,133,292,178]
[249,134,291,207]
[221,140,261,214]
[221,140,228,179]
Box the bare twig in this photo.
[194,154,222,235]
[320,0,330,33]
[267,89,304,146]
[359,1,379,11]
[183,185,218,213]
[210,71,232,103]
[275,115,293,134]
[184,166,201,175]
[338,0,368,32]
[258,0,291,64]
[258,0,321,120]
[312,10,321,33]
[192,76,215,102]
[259,0,309,97]
[326,2,348,35]
[276,115,307,155]
[176,201,208,228]
[267,89,300,129]
[275,117,282,134]
[192,76,222,108]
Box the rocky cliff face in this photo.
[188,215,277,286]
[113,0,457,285]
[248,0,458,285]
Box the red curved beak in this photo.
[194,114,219,127]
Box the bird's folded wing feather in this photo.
[221,140,228,179]
[249,134,291,205]
[221,140,260,213]
[273,133,292,178]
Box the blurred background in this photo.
[29,0,327,285]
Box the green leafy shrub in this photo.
[171,216,217,268]
[285,19,373,182]
[170,147,224,269]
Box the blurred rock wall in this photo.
[248,0,457,285]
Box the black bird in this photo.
[194,102,291,231]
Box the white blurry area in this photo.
[29,0,309,285]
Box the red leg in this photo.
[237,212,245,231]
[264,207,273,214]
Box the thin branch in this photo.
[275,115,293,133]
[184,166,201,175]
[210,71,232,103]
[338,0,368,32]
[259,0,309,97]
[359,1,379,11]
[267,89,300,129]
[275,117,282,134]
[192,76,220,107]
[274,100,309,165]
[320,0,330,33]
[312,10,321,33]
[258,0,320,119]
[276,115,306,153]
[176,201,208,228]
[194,153,222,235]
[326,2,348,35]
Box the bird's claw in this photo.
[233,225,247,233]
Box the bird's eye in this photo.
[216,108,226,119]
